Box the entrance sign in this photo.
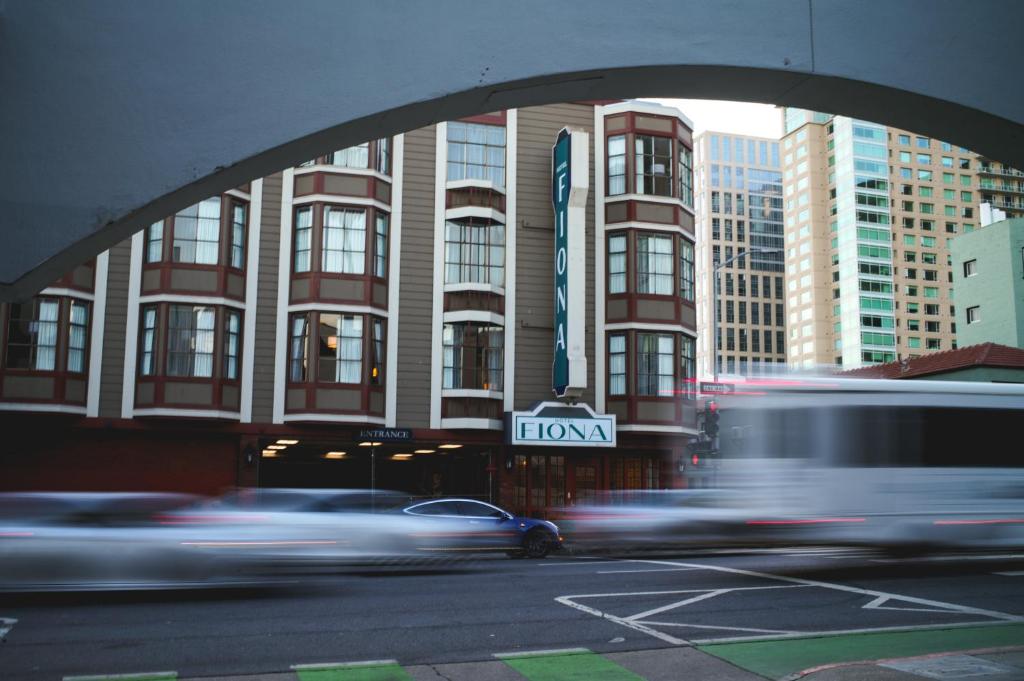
[358,428,412,442]
[507,402,615,448]
[699,381,734,395]
[551,128,589,399]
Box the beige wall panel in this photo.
[170,269,218,292]
[250,173,283,423]
[294,174,315,195]
[142,269,161,291]
[372,282,387,308]
[635,202,675,224]
[226,273,244,298]
[376,181,391,204]
[3,375,54,400]
[222,385,239,409]
[290,278,310,301]
[99,239,132,417]
[324,175,369,196]
[65,379,86,403]
[606,298,628,320]
[71,265,94,289]
[635,116,673,133]
[636,299,676,320]
[606,203,628,223]
[637,401,675,421]
[370,391,384,413]
[395,126,436,428]
[681,304,696,329]
[316,387,361,411]
[286,388,306,410]
[607,400,627,420]
[605,115,627,132]
[164,382,214,405]
[320,279,364,300]
[136,382,155,405]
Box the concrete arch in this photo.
[2,0,1022,299]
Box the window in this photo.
[294,207,312,273]
[635,135,672,196]
[5,298,59,371]
[230,203,246,269]
[916,136,930,148]
[140,306,157,376]
[917,153,931,165]
[608,135,626,196]
[678,145,693,206]
[679,239,694,301]
[173,198,221,265]
[67,301,89,373]
[329,143,369,168]
[447,122,505,186]
[146,222,163,263]
[636,234,673,294]
[637,333,673,396]
[224,310,240,379]
[289,314,309,382]
[376,138,391,174]
[680,336,694,397]
[167,305,215,377]
[898,134,910,145]
[318,313,362,383]
[927,338,941,350]
[918,169,932,181]
[322,207,366,274]
[442,322,503,390]
[925,304,940,315]
[609,334,626,395]
[374,212,389,278]
[608,235,627,294]
[965,306,980,324]
[370,318,385,385]
[445,219,505,286]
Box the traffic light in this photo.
[703,400,720,439]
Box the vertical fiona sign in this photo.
[551,127,589,399]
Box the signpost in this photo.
[551,128,589,399]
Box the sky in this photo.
[642,98,783,139]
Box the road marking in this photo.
[633,559,1024,622]
[691,619,1024,645]
[63,674,176,681]
[494,648,590,658]
[538,560,628,567]
[292,660,400,670]
[1,617,16,639]
[863,595,961,614]
[994,570,1024,576]
[642,621,794,635]
[624,590,730,621]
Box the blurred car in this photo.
[401,498,562,558]
[0,491,252,591]
[558,489,750,553]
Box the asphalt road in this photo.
[2,548,1024,680]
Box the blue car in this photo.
[402,498,562,558]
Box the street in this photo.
[2,549,1024,680]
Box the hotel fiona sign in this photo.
[507,402,616,448]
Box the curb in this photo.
[782,644,1024,680]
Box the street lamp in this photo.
[712,247,783,382]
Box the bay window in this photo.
[679,238,695,301]
[374,213,389,278]
[140,306,157,376]
[146,222,163,263]
[173,198,221,265]
[637,234,673,294]
[67,301,89,373]
[635,135,673,196]
[294,207,312,273]
[230,203,246,269]
[637,333,673,396]
[447,122,506,186]
[329,144,369,168]
[608,135,627,195]
[444,219,505,286]
[609,334,627,395]
[166,305,215,377]
[223,310,241,380]
[442,322,503,391]
[5,298,59,371]
[289,315,309,382]
[375,137,391,174]
[678,145,693,206]
[322,207,366,274]
[608,234,627,293]
[318,313,362,383]
[371,318,385,385]
[680,335,695,397]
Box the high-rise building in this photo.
[693,132,785,379]
[977,158,1024,219]
[782,109,981,369]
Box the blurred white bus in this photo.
[714,377,1024,552]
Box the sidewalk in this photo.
[68,641,1024,681]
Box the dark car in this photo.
[401,498,562,558]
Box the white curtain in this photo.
[337,315,362,383]
[67,302,89,372]
[195,198,221,265]
[192,307,215,377]
[34,300,59,370]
